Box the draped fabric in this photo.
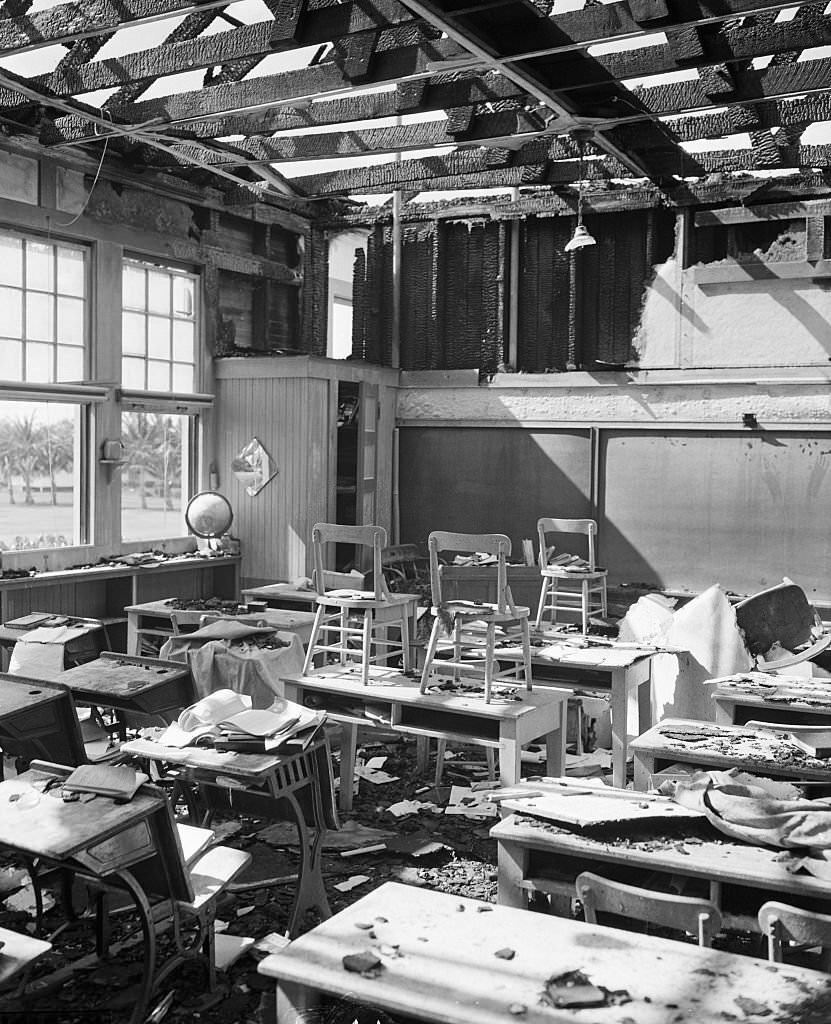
[670,769,831,879]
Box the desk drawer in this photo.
[396,705,499,743]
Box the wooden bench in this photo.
[257,880,831,1024]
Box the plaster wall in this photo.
[634,246,831,369]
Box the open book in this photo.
[159,688,325,751]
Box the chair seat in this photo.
[315,591,415,609]
[541,567,607,581]
[433,602,530,622]
[0,927,51,987]
[182,845,252,915]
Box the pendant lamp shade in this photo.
[564,224,596,251]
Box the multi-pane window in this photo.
[122,260,198,392]
[0,399,82,550]
[121,410,191,542]
[0,233,87,384]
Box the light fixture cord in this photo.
[576,138,585,228]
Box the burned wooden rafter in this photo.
[396,0,692,186]
[158,110,556,167]
[0,0,234,56]
[268,0,420,49]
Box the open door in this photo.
[356,381,378,529]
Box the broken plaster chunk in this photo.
[509,1004,527,1016]
[495,947,516,960]
[343,951,383,974]
[354,921,374,930]
[334,875,371,893]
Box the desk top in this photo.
[283,666,569,720]
[46,652,190,700]
[240,584,318,604]
[631,718,831,781]
[126,599,317,631]
[491,795,831,901]
[498,631,658,669]
[0,676,67,718]
[0,767,165,862]
[258,880,831,1024]
[122,737,296,778]
[712,672,831,711]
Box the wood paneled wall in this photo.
[215,372,330,585]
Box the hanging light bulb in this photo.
[564,130,596,253]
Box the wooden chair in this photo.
[302,523,413,685]
[575,871,722,947]
[419,531,532,704]
[735,581,831,671]
[535,518,608,634]
[758,901,831,971]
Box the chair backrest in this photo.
[575,871,722,948]
[759,901,831,970]
[428,531,514,614]
[735,582,821,657]
[310,522,390,600]
[537,517,598,571]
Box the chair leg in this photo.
[400,610,411,674]
[302,604,326,675]
[600,579,608,618]
[435,737,446,787]
[484,621,496,704]
[361,610,373,686]
[453,618,463,684]
[520,616,532,692]
[550,578,559,626]
[535,578,549,629]
[420,617,443,693]
[339,608,349,666]
[581,579,589,635]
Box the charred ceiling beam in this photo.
[395,0,690,185]
[142,110,553,167]
[0,0,234,56]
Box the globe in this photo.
[185,491,234,538]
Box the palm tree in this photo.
[6,413,43,504]
[41,416,74,506]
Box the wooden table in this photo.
[42,651,194,724]
[488,632,657,787]
[491,779,831,925]
[0,675,85,768]
[257,880,831,1024]
[281,665,569,811]
[712,672,831,727]
[122,735,338,936]
[630,717,831,790]
[125,598,317,655]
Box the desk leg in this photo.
[126,612,138,657]
[338,722,357,813]
[116,869,157,1024]
[545,698,567,778]
[610,668,628,789]
[497,839,528,909]
[632,751,654,792]
[713,699,734,725]
[277,979,319,1024]
[637,666,653,734]
[498,724,521,786]
[283,790,330,938]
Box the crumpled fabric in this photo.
[183,632,305,706]
[670,769,831,855]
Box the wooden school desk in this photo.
[491,779,831,925]
[125,599,317,655]
[0,675,86,768]
[0,764,171,1024]
[487,632,657,787]
[257,880,831,1024]
[630,717,831,790]
[122,735,338,935]
[711,672,831,727]
[281,665,568,811]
